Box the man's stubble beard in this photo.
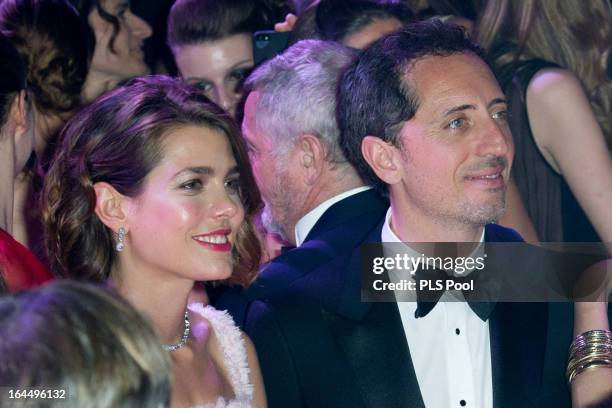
[260,158,297,243]
[261,204,285,238]
[456,188,507,226]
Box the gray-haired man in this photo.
[217,40,389,407]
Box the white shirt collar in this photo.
[381,207,485,244]
[294,186,372,246]
[381,206,486,302]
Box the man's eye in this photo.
[449,118,466,129]
[492,110,510,122]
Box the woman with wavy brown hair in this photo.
[43,76,266,407]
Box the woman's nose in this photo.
[127,12,152,40]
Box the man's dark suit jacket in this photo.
[217,189,573,408]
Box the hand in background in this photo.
[274,13,297,32]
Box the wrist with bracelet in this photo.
[566,329,612,385]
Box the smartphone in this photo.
[253,30,290,66]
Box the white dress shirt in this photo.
[294,186,372,246]
[381,208,493,408]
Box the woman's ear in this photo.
[6,91,34,171]
[93,182,130,233]
[9,90,29,141]
[361,136,402,185]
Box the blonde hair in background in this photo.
[0,281,171,408]
[477,0,611,142]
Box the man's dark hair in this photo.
[337,20,487,195]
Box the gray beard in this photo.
[261,204,288,241]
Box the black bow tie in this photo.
[412,266,495,321]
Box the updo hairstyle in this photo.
[0,0,90,117]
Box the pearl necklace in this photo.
[163,310,190,352]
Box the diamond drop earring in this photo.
[116,227,126,252]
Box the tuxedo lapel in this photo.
[317,221,425,408]
[323,302,426,408]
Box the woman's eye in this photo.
[116,7,128,20]
[180,180,202,191]
[448,117,466,129]
[230,68,251,82]
[192,81,214,94]
[229,68,252,93]
[224,178,242,195]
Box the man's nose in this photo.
[476,118,512,158]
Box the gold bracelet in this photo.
[567,358,612,384]
[566,330,612,385]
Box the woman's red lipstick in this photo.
[192,229,232,252]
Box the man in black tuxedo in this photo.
[221,23,573,408]
[216,38,389,405]
[333,20,572,407]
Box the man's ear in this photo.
[297,133,325,185]
[361,136,402,185]
[93,182,130,233]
